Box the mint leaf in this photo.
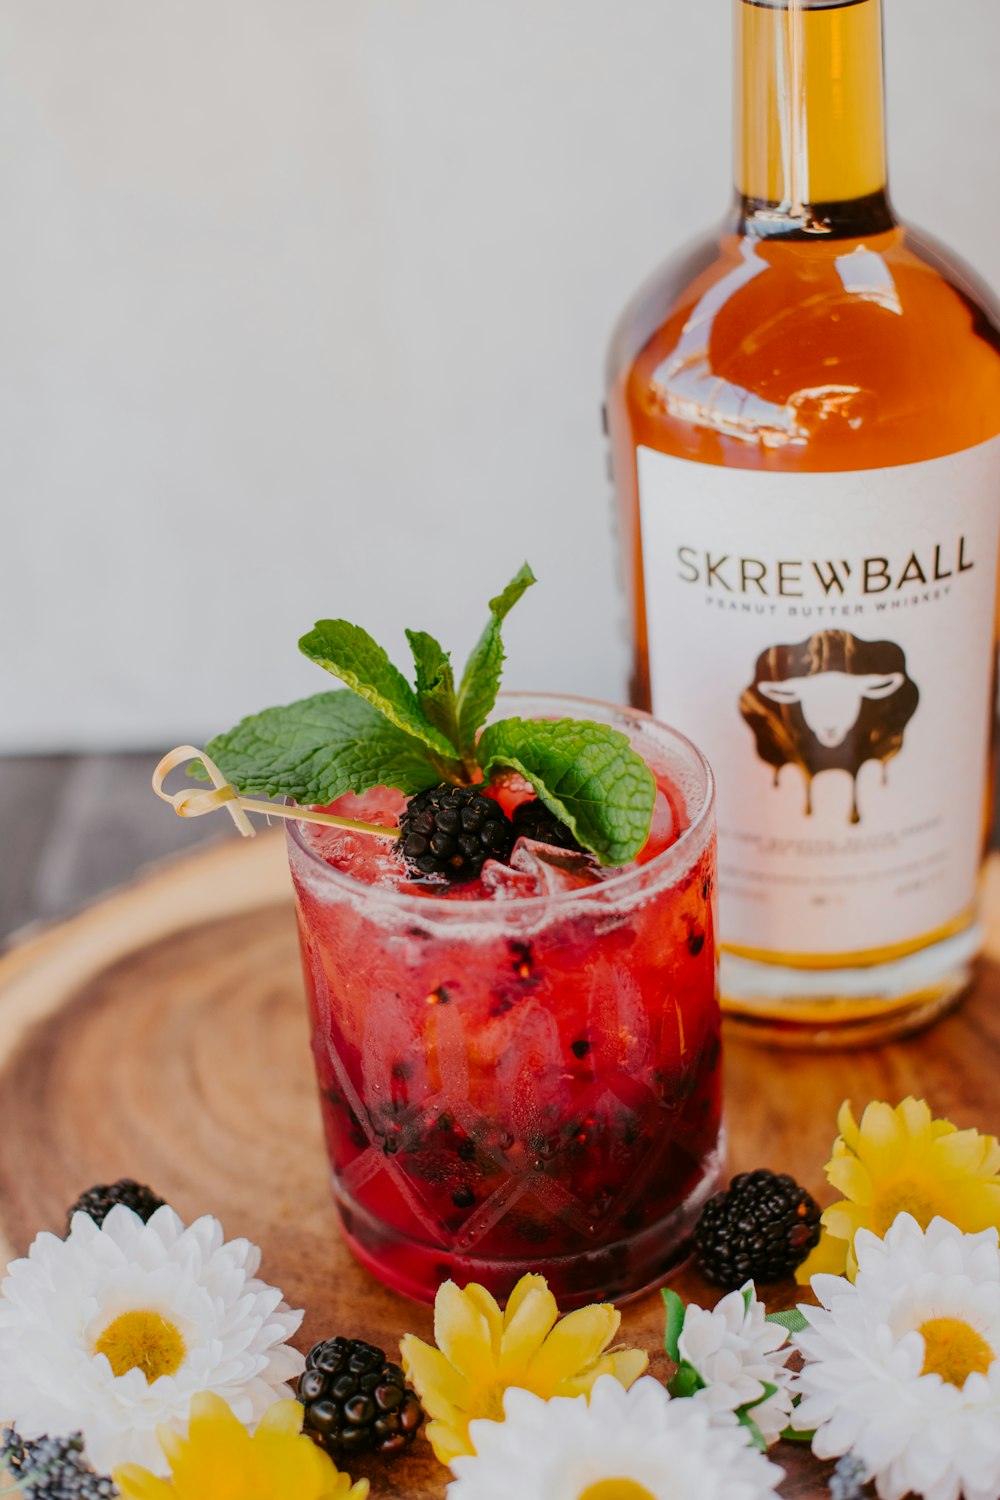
[406,629,460,752]
[299,619,457,761]
[477,717,656,866]
[455,563,535,754]
[661,1288,686,1362]
[201,691,442,803]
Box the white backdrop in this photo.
[3,0,999,751]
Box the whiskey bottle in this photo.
[606,0,1000,1044]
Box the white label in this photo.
[638,441,1000,957]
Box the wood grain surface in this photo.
[2,832,1000,1498]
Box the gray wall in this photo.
[3,0,998,750]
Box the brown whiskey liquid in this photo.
[607,0,1000,1044]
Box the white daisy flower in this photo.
[678,1283,794,1443]
[0,1205,304,1476]
[446,1374,784,1500]
[793,1212,1000,1500]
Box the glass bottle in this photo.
[606,0,1000,1045]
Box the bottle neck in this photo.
[733,0,893,236]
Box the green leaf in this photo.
[477,717,657,866]
[779,1425,816,1443]
[406,629,460,752]
[661,1288,686,1362]
[299,619,457,760]
[666,1361,705,1399]
[765,1308,809,1334]
[455,563,536,754]
[200,690,443,803]
[662,1290,702,1401]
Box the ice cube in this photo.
[635,788,676,866]
[508,839,605,896]
[479,857,545,900]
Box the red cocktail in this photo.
[287,695,720,1307]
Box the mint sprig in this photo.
[197,563,657,866]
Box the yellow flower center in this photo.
[918,1317,994,1388]
[871,1179,942,1235]
[93,1310,187,1381]
[577,1484,657,1500]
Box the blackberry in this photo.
[66,1180,167,1234]
[511,798,582,852]
[694,1169,821,1288]
[1,1429,117,1498]
[398,785,515,882]
[298,1337,423,1456]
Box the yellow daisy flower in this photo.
[399,1273,648,1466]
[796,1096,1000,1283]
[112,1392,368,1500]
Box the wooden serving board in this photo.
[2,833,1000,1499]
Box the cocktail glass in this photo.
[286,694,721,1307]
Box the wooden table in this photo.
[1,828,998,1498]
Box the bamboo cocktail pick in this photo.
[152,746,400,840]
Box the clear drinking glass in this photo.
[286,694,721,1307]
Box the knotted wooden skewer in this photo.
[152,746,400,840]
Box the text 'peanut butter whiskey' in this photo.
[606,0,1000,1044]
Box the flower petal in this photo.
[795,1229,848,1284]
[946,1180,1000,1231]
[112,1467,176,1500]
[503,1273,550,1326]
[434,1282,496,1384]
[604,1348,650,1389]
[822,1200,870,1245]
[462,1283,504,1358]
[187,1391,237,1429]
[836,1099,861,1152]
[854,1101,905,1173]
[256,1398,305,1436]
[425,1414,473,1465]
[443,1370,785,1499]
[523,1304,619,1393]
[557,1346,649,1396]
[496,1284,560,1379]
[400,1333,471,1414]
[827,1155,874,1205]
[895,1096,931,1135]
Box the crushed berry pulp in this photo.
[288,762,721,1308]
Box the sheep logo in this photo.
[739,630,919,824]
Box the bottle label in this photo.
[638,440,1000,958]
